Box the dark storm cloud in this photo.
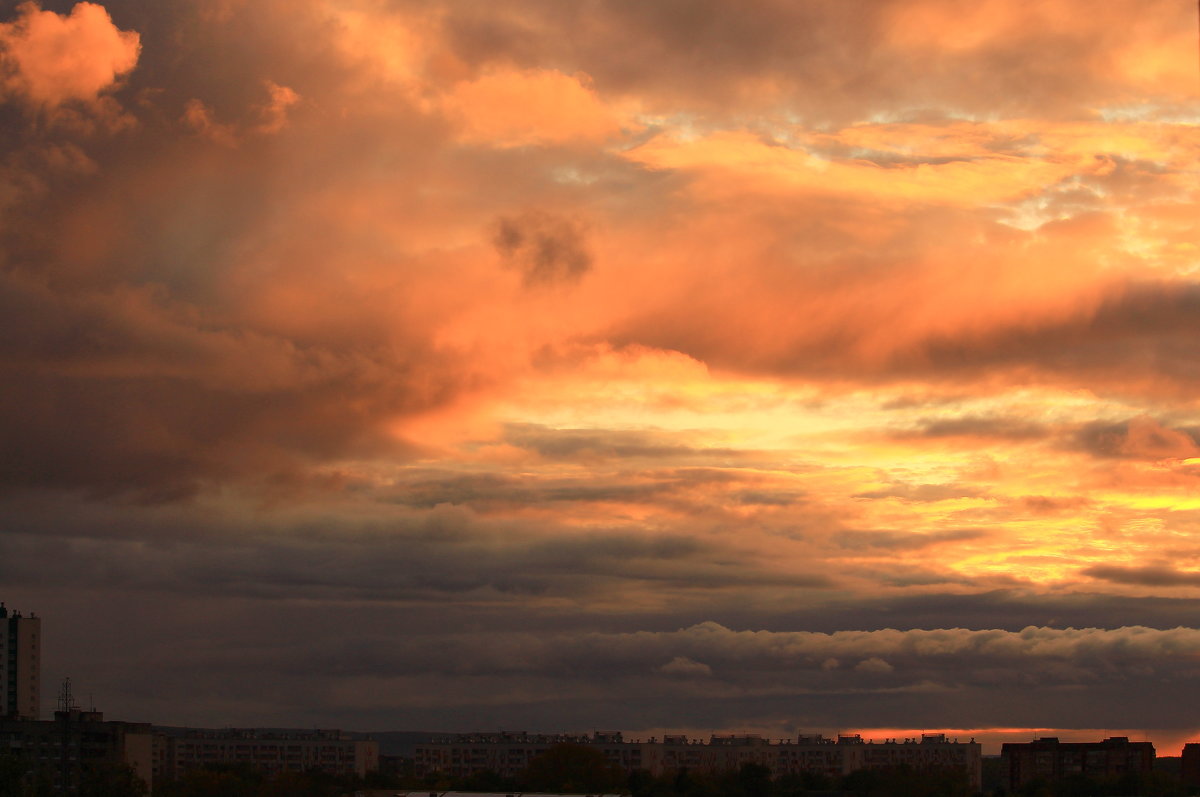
[0,271,443,501]
[754,590,1200,634]
[835,528,988,550]
[0,501,834,602]
[388,463,774,514]
[900,415,1049,441]
[1082,564,1200,587]
[503,423,745,461]
[853,483,985,503]
[32,581,1200,725]
[611,281,1200,395]
[104,618,1200,724]
[912,283,1200,387]
[733,489,803,507]
[869,567,977,588]
[12,524,1200,732]
[393,472,674,510]
[39,582,1191,733]
[1072,416,1200,460]
[1015,495,1092,515]
[493,210,592,286]
[286,620,1200,683]
[0,3,474,502]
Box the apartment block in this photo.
[1001,736,1154,790]
[414,731,981,790]
[1180,742,1200,787]
[154,727,379,781]
[0,707,154,793]
[0,604,41,720]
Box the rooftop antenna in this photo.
[57,678,77,713]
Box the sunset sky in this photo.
[2,0,1200,754]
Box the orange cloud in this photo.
[0,1,139,109]
[445,67,625,147]
[182,98,237,147]
[254,80,299,134]
[182,81,300,145]
[882,0,1197,100]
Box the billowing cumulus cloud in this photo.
[2,0,1200,749]
[0,1,139,109]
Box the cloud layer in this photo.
[2,0,1199,751]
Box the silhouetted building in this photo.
[1001,736,1154,790]
[153,726,378,781]
[415,730,982,790]
[0,707,154,793]
[0,603,41,719]
[1180,742,1200,787]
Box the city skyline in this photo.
[2,0,1200,758]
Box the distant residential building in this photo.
[0,707,154,793]
[1178,742,1200,787]
[414,730,981,790]
[0,603,41,720]
[851,733,980,783]
[1001,736,1154,790]
[154,726,379,781]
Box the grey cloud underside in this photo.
[0,503,834,601]
[437,0,1180,121]
[1084,564,1200,587]
[899,415,1051,441]
[21,580,1200,732]
[900,283,1200,383]
[1073,418,1200,459]
[70,620,1200,684]
[390,468,772,514]
[0,270,439,500]
[3,489,1195,631]
[897,412,1200,462]
[611,282,1200,393]
[10,486,1200,730]
[503,423,747,461]
[834,529,989,549]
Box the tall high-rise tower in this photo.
[0,603,41,719]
